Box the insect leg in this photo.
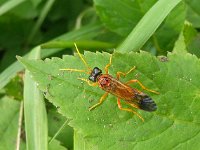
[125,101,140,109]
[89,92,109,111]
[116,66,136,80]
[78,78,98,86]
[117,98,144,122]
[126,79,159,94]
[104,54,112,74]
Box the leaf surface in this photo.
[185,0,200,28]
[0,96,24,150]
[17,51,200,149]
[94,0,184,53]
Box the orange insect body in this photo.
[90,68,157,113]
[60,44,158,121]
[98,74,139,101]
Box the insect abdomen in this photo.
[139,96,157,111]
[135,93,157,112]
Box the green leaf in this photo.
[183,22,200,57]
[117,0,182,52]
[48,109,73,149]
[0,23,104,90]
[0,96,23,150]
[94,0,151,36]
[152,2,186,53]
[27,0,56,45]
[185,0,200,28]
[173,32,187,53]
[23,47,48,150]
[172,21,200,57]
[95,0,183,53]
[48,137,67,150]
[4,75,23,101]
[0,0,25,16]
[17,51,200,149]
[30,0,42,7]
[41,40,115,50]
[8,0,38,18]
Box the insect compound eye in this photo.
[88,67,102,82]
[89,75,95,82]
[93,67,102,75]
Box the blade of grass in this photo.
[27,0,56,45]
[41,40,115,49]
[0,0,25,16]
[23,46,48,150]
[0,23,104,90]
[48,119,69,144]
[15,102,23,150]
[116,0,182,53]
[0,61,24,90]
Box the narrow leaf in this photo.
[0,0,25,16]
[0,23,103,90]
[23,47,48,150]
[0,96,22,150]
[117,0,182,52]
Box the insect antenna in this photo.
[74,43,92,73]
[59,43,92,75]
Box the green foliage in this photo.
[1,0,200,149]
[23,47,48,150]
[48,109,73,149]
[185,0,200,28]
[0,96,25,150]
[95,0,185,53]
[48,137,67,150]
[4,75,23,101]
[17,50,200,149]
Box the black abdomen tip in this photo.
[139,97,157,112]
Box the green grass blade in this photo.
[16,102,23,150]
[48,119,69,144]
[0,23,103,90]
[0,61,23,90]
[27,0,56,45]
[23,46,48,150]
[41,40,115,49]
[117,0,182,52]
[0,0,25,16]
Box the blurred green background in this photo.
[0,0,200,150]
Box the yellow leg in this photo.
[126,79,159,94]
[117,98,144,122]
[116,66,136,80]
[89,92,109,111]
[104,54,112,74]
[78,78,98,86]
